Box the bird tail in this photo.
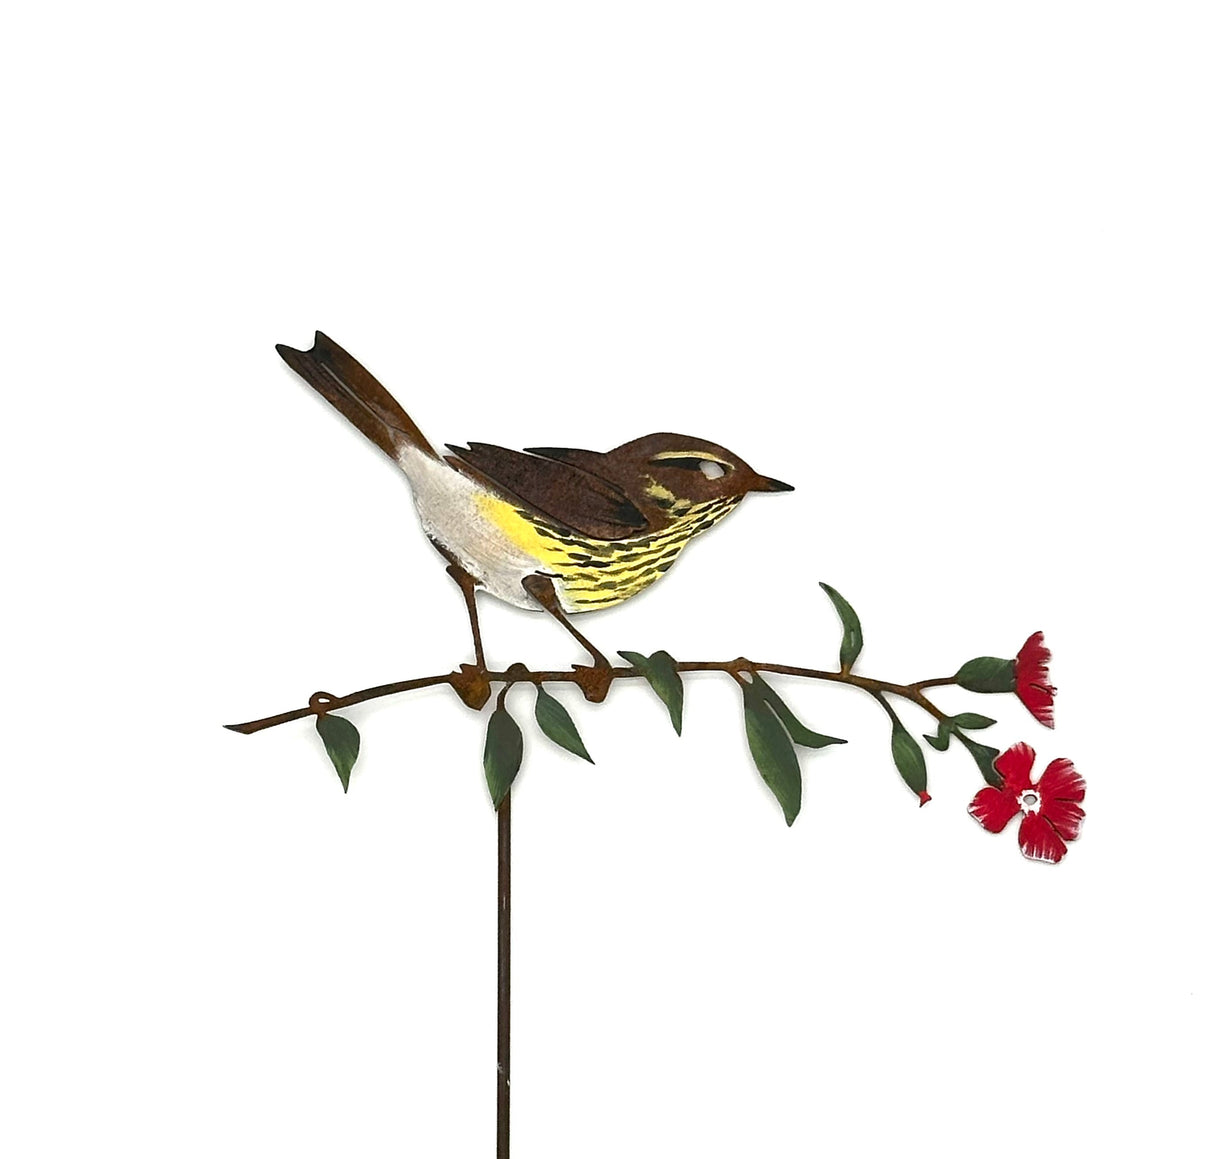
[275,332,439,462]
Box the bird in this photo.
[275,332,794,693]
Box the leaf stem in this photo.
[869,690,900,723]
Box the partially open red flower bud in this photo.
[1014,631,1056,729]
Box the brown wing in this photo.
[520,445,615,477]
[445,442,649,541]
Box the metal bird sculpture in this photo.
[276,333,794,691]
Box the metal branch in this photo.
[224,660,957,734]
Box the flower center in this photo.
[1018,789,1041,813]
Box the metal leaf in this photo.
[484,706,524,808]
[890,719,928,798]
[618,650,684,735]
[954,656,1015,693]
[315,713,360,794]
[741,682,802,826]
[534,686,594,763]
[819,582,864,672]
[951,712,996,730]
[957,731,1003,788]
[750,674,846,748]
[923,721,953,752]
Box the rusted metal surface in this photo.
[497,790,511,1159]
[224,660,953,733]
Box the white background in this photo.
[3,3,1210,1156]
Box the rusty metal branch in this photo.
[224,660,957,734]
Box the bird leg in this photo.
[445,562,486,671]
[429,540,487,668]
[522,573,614,703]
[428,542,493,710]
[444,563,494,711]
[521,574,610,666]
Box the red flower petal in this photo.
[1016,631,1050,674]
[1038,757,1086,843]
[1036,757,1085,804]
[968,785,1021,833]
[1018,681,1056,728]
[1018,812,1069,863]
[993,742,1036,792]
[1015,631,1056,729]
[1042,798,1085,843]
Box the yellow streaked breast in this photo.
[472,489,742,611]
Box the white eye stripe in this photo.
[650,450,733,470]
[699,460,726,480]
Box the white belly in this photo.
[398,447,548,610]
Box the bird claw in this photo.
[571,662,614,704]
[451,664,492,711]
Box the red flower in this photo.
[968,742,1085,863]
[1015,631,1056,728]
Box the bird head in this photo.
[610,432,794,509]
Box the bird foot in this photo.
[571,661,614,704]
[450,663,492,711]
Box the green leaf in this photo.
[750,674,846,748]
[484,706,524,808]
[923,720,953,752]
[619,650,684,735]
[534,686,593,763]
[957,732,1003,788]
[315,713,360,793]
[951,712,996,729]
[741,681,802,826]
[890,719,928,798]
[819,583,864,672]
[923,712,997,751]
[954,656,1015,693]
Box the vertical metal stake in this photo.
[497,789,511,1158]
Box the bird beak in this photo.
[753,475,795,493]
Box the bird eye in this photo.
[699,460,726,480]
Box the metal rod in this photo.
[497,789,511,1158]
